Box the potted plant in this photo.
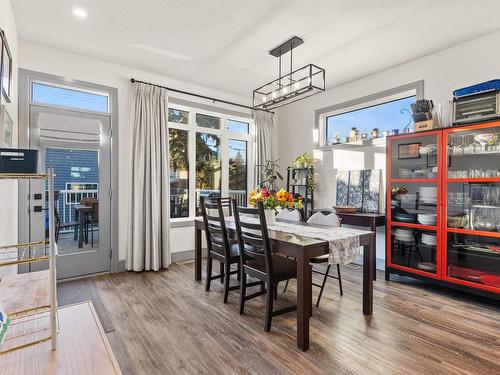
[249,187,303,225]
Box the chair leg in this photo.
[219,262,224,284]
[236,262,241,281]
[316,264,331,308]
[239,271,247,315]
[205,256,213,292]
[283,279,289,293]
[91,223,94,247]
[337,264,343,296]
[223,261,231,303]
[265,281,274,332]
[273,282,278,301]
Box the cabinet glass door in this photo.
[388,131,441,276]
[445,122,500,292]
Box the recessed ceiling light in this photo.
[73,7,87,19]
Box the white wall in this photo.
[276,29,500,261]
[0,0,18,275]
[18,40,253,262]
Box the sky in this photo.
[326,96,416,142]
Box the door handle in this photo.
[33,206,43,212]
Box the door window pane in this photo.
[168,108,189,124]
[169,128,189,218]
[227,119,249,134]
[32,83,109,113]
[326,96,415,144]
[229,139,247,207]
[196,132,221,214]
[196,113,220,129]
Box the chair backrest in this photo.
[307,210,341,227]
[276,208,303,222]
[233,200,274,277]
[200,197,231,258]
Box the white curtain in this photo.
[127,83,170,271]
[253,110,275,187]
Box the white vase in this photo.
[264,209,276,225]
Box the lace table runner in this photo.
[268,222,372,265]
[227,217,372,265]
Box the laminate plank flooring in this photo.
[59,261,500,375]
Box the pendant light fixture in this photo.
[253,36,325,110]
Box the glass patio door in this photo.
[28,105,111,279]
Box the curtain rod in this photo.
[130,78,274,114]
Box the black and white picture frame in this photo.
[0,29,12,103]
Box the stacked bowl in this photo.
[394,228,414,242]
[419,187,437,204]
[421,232,437,246]
[418,213,437,226]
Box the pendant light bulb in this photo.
[262,95,267,103]
[272,91,278,99]
[294,81,300,90]
[283,86,289,95]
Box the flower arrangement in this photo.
[249,187,303,210]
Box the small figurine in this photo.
[371,128,379,139]
[349,127,357,142]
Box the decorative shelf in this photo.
[0,241,49,267]
[0,173,47,180]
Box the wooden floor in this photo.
[58,261,499,375]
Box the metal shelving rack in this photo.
[286,166,314,218]
[0,169,57,354]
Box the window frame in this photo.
[315,81,424,149]
[31,80,111,114]
[167,103,254,222]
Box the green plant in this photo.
[257,159,283,191]
[291,152,314,168]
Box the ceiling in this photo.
[11,0,500,99]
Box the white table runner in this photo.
[228,217,372,265]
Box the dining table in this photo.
[194,217,375,351]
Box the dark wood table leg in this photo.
[78,210,84,249]
[363,234,374,315]
[297,251,312,351]
[195,226,202,282]
[370,219,377,281]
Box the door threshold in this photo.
[58,270,111,283]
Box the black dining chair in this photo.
[233,200,298,332]
[200,197,241,303]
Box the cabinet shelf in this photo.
[0,173,47,180]
[447,177,500,183]
[391,178,437,183]
[446,227,500,238]
[390,221,437,231]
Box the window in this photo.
[227,119,249,134]
[168,108,189,124]
[169,128,189,218]
[195,132,221,214]
[325,96,415,145]
[229,139,248,206]
[196,113,220,129]
[32,82,109,113]
[168,106,253,219]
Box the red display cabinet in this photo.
[386,120,500,297]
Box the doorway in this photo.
[18,70,118,279]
